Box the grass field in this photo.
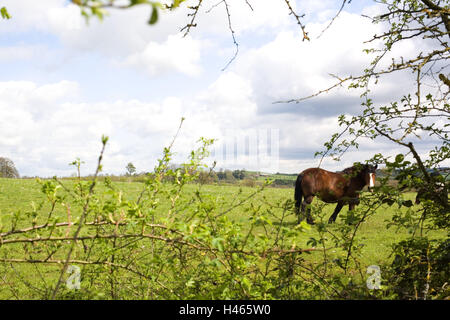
[0,177,446,299]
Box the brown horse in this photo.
[294,164,377,224]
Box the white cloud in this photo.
[124,35,202,76]
[46,3,84,32]
[231,12,382,102]
[0,75,260,176]
[0,79,78,103]
[1,1,446,177]
[191,0,294,36]
[0,0,66,33]
[193,71,256,126]
[2,1,208,76]
[0,80,195,176]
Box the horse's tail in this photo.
[294,173,303,212]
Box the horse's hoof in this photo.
[307,219,316,225]
[328,219,335,224]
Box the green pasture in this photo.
[1,178,444,264]
[0,178,446,299]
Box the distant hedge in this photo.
[272,179,295,187]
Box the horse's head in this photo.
[363,164,377,191]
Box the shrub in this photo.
[387,238,450,299]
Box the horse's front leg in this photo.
[345,197,362,224]
[328,201,344,223]
[348,196,360,211]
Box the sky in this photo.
[0,0,446,177]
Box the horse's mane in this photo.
[337,165,371,178]
[338,166,357,174]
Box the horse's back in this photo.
[300,168,335,182]
[299,167,345,201]
[299,168,333,189]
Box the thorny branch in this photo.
[51,137,108,299]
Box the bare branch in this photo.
[283,0,309,41]
[221,0,239,71]
[317,0,348,39]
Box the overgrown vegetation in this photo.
[0,135,448,299]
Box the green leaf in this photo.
[307,237,318,247]
[148,5,158,25]
[395,154,404,163]
[129,0,150,6]
[172,0,184,8]
[186,278,195,288]
[1,7,11,19]
[212,237,225,252]
[298,220,311,231]
[91,7,105,21]
[402,200,413,208]
[382,198,395,206]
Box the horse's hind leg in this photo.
[298,200,306,224]
[301,195,315,225]
[328,201,344,223]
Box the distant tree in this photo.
[216,169,226,180]
[0,157,20,178]
[126,162,136,176]
[197,170,218,184]
[225,170,236,181]
[216,169,236,181]
[232,169,246,180]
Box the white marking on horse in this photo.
[369,173,375,188]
